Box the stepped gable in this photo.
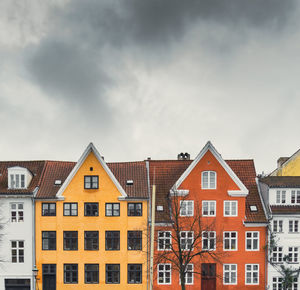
[0,161,46,195]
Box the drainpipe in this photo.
[32,187,38,290]
[146,160,151,290]
[149,184,156,290]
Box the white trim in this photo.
[157,231,172,251]
[223,231,238,251]
[154,223,173,227]
[201,171,217,189]
[243,222,268,227]
[169,189,189,196]
[56,143,127,198]
[223,200,238,217]
[223,264,237,285]
[157,263,172,285]
[173,141,248,196]
[202,200,216,217]
[245,231,259,251]
[180,200,194,217]
[245,264,259,285]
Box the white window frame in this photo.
[202,171,217,189]
[289,220,299,233]
[180,200,194,217]
[291,190,300,204]
[273,220,283,233]
[11,240,24,263]
[276,190,286,204]
[224,201,238,217]
[272,277,283,290]
[202,231,216,251]
[223,264,237,285]
[272,247,283,263]
[245,231,259,251]
[10,202,24,222]
[223,231,237,251]
[180,231,194,251]
[245,264,259,285]
[157,264,171,285]
[157,231,172,251]
[288,247,298,263]
[202,201,216,217]
[180,264,193,285]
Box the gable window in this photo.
[105,203,120,216]
[85,264,99,284]
[223,232,237,251]
[128,264,142,284]
[273,220,283,233]
[289,220,299,233]
[288,247,298,263]
[11,240,24,263]
[84,231,99,250]
[158,264,171,285]
[180,200,194,216]
[84,176,98,189]
[64,264,78,284]
[202,231,216,251]
[272,247,283,263]
[84,203,99,216]
[42,231,56,250]
[105,231,120,250]
[291,190,300,204]
[223,264,237,285]
[11,203,24,222]
[245,264,259,285]
[276,190,286,204]
[224,201,237,217]
[127,231,142,250]
[180,231,194,251]
[42,203,56,216]
[202,171,216,189]
[202,201,216,216]
[128,203,142,216]
[246,232,259,251]
[63,231,78,251]
[63,203,78,216]
[158,231,172,251]
[106,264,120,284]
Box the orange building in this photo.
[35,143,149,289]
[149,142,267,289]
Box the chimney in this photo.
[177,152,190,160]
[277,157,288,169]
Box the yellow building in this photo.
[271,148,300,176]
[35,143,149,289]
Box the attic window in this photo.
[8,167,32,190]
[54,180,62,185]
[126,180,134,185]
[250,205,258,212]
[157,205,164,212]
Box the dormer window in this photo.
[8,167,32,189]
[202,171,216,189]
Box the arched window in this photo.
[202,171,216,189]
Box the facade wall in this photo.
[276,154,300,176]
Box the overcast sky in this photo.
[1,0,300,174]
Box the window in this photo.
[84,203,99,216]
[202,231,216,250]
[42,231,56,250]
[106,264,120,284]
[11,240,24,263]
[64,264,78,284]
[85,264,99,284]
[63,203,78,216]
[10,203,24,222]
[158,231,172,251]
[10,173,26,189]
[291,278,298,290]
[63,231,78,250]
[245,264,259,285]
[158,264,171,284]
[273,220,283,233]
[42,203,56,216]
[84,231,99,250]
[289,220,299,233]
[272,277,283,290]
[202,201,216,216]
[276,190,286,204]
[128,231,142,250]
[272,247,283,263]
[202,171,216,189]
[105,231,120,250]
[246,232,259,251]
[288,247,298,263]
[223,264,237,285]
[180,200,194,216]
[84,175,98,189]
[180,231,194,251]
[105,203,120,216]
[128,203,142,216]
[184,264,194,285]
[291,190,300,204]
[224,232,237,251]
[224,201,237,216]
[128,264,142,284]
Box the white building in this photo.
[0,162,45,290]
[259,176,300,290]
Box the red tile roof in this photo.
[270,205,300,214]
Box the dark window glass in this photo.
[105,203,120,216]
[128,203,142,216]
[42,231,56,250]
[64,264,78,284]
[84,176,98,189]
[85,231,99,250]
[85,203,99,216]
[128,264,142,284]
[42,203,56,216]
[128,231,142,250]
[85,264,99,284]
[63,231,78,250]
[43,264,56,275]
[106,264,120,284]
[105,231,120,250]
[63,203,78,216]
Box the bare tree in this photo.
[154,191,226,290]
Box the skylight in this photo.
[54,180,62,185]
[250,205,258,212]
[126,180,134,185]
[157,205,164,211]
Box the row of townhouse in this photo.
[0,141,298,289]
